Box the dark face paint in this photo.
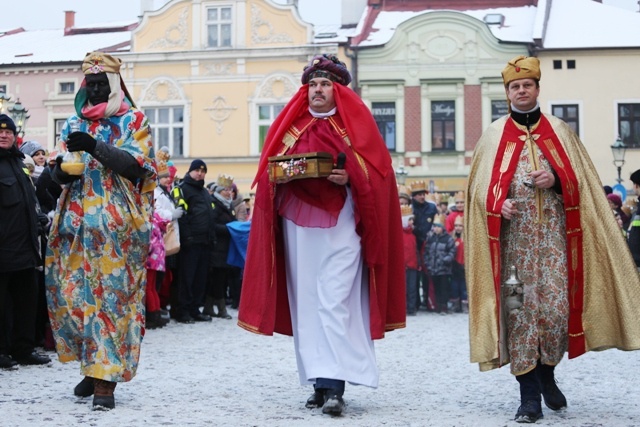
[85,73,111,105]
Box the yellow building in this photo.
[124,0,339,194]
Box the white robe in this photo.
[283,190,379,388]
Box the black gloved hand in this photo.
[66,131,97,153]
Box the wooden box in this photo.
[268,152,334,183]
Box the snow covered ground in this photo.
[2,309,639,426]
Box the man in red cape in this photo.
[238,54,405,415]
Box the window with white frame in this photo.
[59,82,75,95]
[372,102,396,152]
[491,100,509,122]
[0,84,7,95]
[431,100,456,151]
[552,104,579,136]
[258,104,285,152]
[144,107,184,157]
[618,103,640,148]
[206,6,232,48]
[54,119,66,144]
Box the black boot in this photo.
[305,385,325,408]
[515,369,543,423]
[322,389,345,416]
[538,363,567,410]
[92,378,117,411]
[74,376,95,397]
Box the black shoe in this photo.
[192,313,212,322]
[515,400,543,423]
[0,354,18,370]
[176,314,195,324]
[322,393,345,416]
[14,351,51,366]
[92,395,115,411]
[305,388,325,408]
[539,366,567,411]
[74,376,95,397]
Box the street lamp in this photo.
[8,99,29,137]
[395,163,408,185]
[611,136,627,184]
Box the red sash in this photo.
[485,115,585,358]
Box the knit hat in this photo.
[19,140,46,157]
[301,54,351,86]
[607,193,622,208]
[630,169,640,186]
[188,159,207,173]
[0,114,16,134]
[23,154,35,172]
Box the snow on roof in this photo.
[358,6,537,47]
[0,28,132,66]
[356,2,640,50]
[543,0,640,49]
[313,24,358,44]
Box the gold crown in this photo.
[156,149,171,163]
[454,215,464,226]
[410,180,427,194]
[397,185,411,201]
[425,193,436,203]
[217,173,234,188]
[400,205,413,217]
[433,214,446,226]
[454,191,465,202]
[157,161,169,178]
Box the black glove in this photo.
[67,131,97,153]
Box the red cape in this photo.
[238,84,406,339]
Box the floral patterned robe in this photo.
[45,110,155,382]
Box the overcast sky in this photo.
[0,0,637,32]
[0,0,341,31]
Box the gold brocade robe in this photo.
[466,114,640,372]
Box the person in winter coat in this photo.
[627,169,640,270]
[423,214,456,314]
[449,215,467,313]
[171,159,216,323]
[203,174,237,319]
[0,114,51,370]
[401,205,419,316]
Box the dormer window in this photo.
[483,14,504,25]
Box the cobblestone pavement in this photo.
[2,308,639,426]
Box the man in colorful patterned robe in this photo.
[466,56,640,423]
[46,51,156,411]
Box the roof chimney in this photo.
[65,11,76,30]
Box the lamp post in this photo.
[611,136,627,184]
[8,99,29,138]
[395,163,408,185]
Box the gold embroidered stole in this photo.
[485,115,585,358]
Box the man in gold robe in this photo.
[466,56,640,423]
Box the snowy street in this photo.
[1,309,639,426]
